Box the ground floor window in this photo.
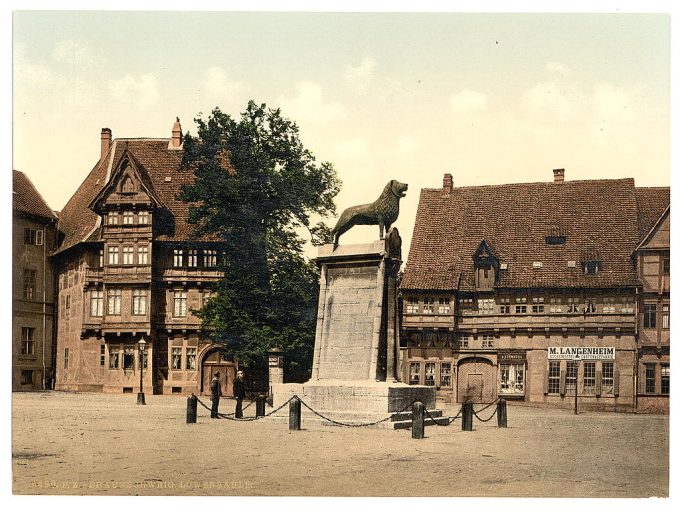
[601,362,614,394]
[20,370,33,385]
[548,361,560,394]
[500,363,524,394]
[172,348,183,370]
[583,362,596,394]
[109,347,119,369]
[409,363,420,384]
[440,363,452,387]
[123,347,134,370]
[645,364,656,394]
[565,361,578,395]
[661,365,670,395]
[186,348,197,370]
[424,362,436,386]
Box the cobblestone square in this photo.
[12,391,669,497]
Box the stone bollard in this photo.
[412,401,425,439]
[289,396,301,431]
[256,394,266,417]
[462,401,473,432]
[497,399,507,428]
[186,394,198,424]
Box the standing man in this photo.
[233,370,246,418]
[210,371,221,419]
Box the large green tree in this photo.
[180,101,340,381]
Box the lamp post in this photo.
[137,337,147,405]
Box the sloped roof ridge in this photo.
[421,177,635,193]
[13,169,58,220]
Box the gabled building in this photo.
[12,170,58,390]
[401,170,670,413]
[634,188,670,413]
[53,120,237,396]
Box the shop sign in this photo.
[548,347,615,360]
[498,350,526,362]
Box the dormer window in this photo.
[582,261,602,275]
[473,240,499,290]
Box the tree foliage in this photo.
[180,101,340,380]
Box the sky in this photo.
[11,9,671,262]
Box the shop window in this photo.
[548,361,560,394]
[645,364,656,394]
[643,304,657,329]
[661,365,670,395]
[500,363,524,394]
[422,297,435,314]
[437,298,450,314]
[186,348,197,371]
[565,361,577,395]
[172,347,183,370]
[583,362,596,394]
[601,362,614,395]
[20,370,33,386]
[409,363,421,385]
[424,363,436,386]
[440,363,452,387]
[21,327,34,355]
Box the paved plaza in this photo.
[12,391,669,497]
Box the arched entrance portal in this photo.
[200,346,237,397]
[457,357,496,403]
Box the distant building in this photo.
[13,170,58,391]
[52,120,236,396]
[401,170,669,413]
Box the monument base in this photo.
[271,381,438,429]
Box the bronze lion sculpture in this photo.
[331,179,408,246]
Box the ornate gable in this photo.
[473,239,499,290]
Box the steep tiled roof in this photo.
[13,170,58,221]
[634,187,670,243]
[56,138,223,254]
[402,179,643,292]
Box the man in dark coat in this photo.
[210,372,221,418]
[233,370,246,418]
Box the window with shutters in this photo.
[565,361,578,395]
[601,362,614,394]
[548,361,560,394]
[583,362,596,394]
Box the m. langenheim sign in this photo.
[548,347,615,360]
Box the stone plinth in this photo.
[272,230,436,427]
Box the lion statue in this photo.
[331,179,408,246]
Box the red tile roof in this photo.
[13,170,58,221]
[56,138,223,254]
[402,178,661,292]
[634,187,670,242]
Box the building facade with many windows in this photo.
[53,121,237,396]
[400,170,669,412]
[12,170,58,390]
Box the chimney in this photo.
[553,168,565,183]
[171,117,183,148]
[443,173,454,194]
[100,128,112,161]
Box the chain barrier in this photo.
[218,396,257,417]
[297,397,417,428]
[472,406,498,423]
[472,398,499,414]
[195,395,294,422]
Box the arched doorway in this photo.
[200,346,237,397]
[457,357,496,403]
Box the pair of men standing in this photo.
[210,370,246,418]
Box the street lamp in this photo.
[137,337,147,405]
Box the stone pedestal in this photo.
[273,229,435,427]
